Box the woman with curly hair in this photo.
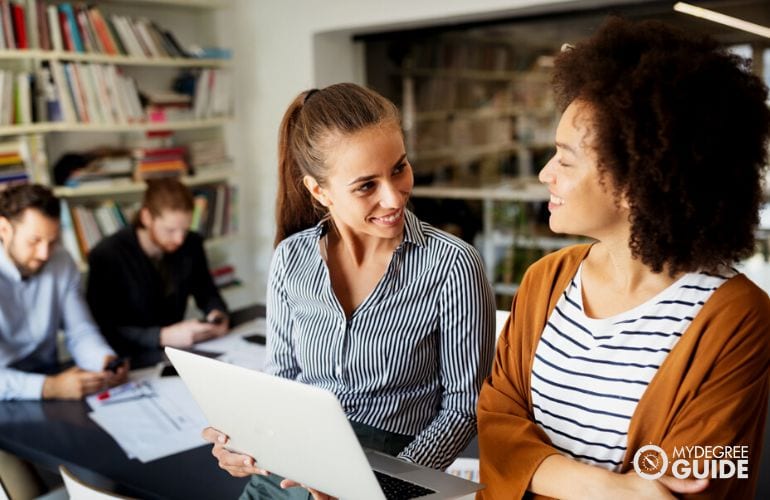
[478,17,770,499]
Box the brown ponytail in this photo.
[274,83,400,246]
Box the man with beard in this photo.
[0,183,126,401]
[0,184,129,500]
[87,178,229,357]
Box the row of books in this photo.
[191,184,237,241]
[60,184,237,262]
[27,1,217,59]
[39,60,142,124]
[35,61,231,125]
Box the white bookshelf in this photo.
[53,165,234,198]
[0,0,243,294]
[0,50,230,67]
[92,0,230,8]
[0,117,233,136]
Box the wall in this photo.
[228,0,630,300]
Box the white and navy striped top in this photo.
[265,210,496,469]
[531,262,733,470]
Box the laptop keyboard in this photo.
[374,470,436,499]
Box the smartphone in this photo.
[105,356,128,373]
[243,334,266,345]
[160,364,178,377]
[199,315,225,325]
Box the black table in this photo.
[0,305,266,499]
[0,399,248,499]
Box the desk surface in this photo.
[0,305,266,499]
[0,399,248,499]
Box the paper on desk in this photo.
[196,317,267,371]
[87,377,209,462]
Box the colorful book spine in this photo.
[59,3,83,52]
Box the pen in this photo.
[96,382,138,401]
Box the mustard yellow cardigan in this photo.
[478,245,770,499]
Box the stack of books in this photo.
[63,154,133,187]
[0,139,29,189]
[132,145,188,181]
[144,91,193,123]
[188,138,229,170]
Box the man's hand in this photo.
[204,309,229,338]
[102,355,129,387]
[160,319,218,347]
[42,367,108,399]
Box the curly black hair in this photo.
[552,16,770,274]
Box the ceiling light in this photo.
[674,2,770,39]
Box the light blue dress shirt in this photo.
[0,244,114,400]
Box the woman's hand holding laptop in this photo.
[201,427,336,499]
[202,427,268,477]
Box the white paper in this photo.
[86,318,267,463]
[195,318,267,370]
[87,378,209,463]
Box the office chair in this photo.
[58,467,134,500]
[0,477,9,500]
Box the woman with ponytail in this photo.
[203,83,495,498]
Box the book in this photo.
[59,3,84,52]
[64,63,88,122]
[15,72,31,124]
[58,10,72,52]
[59,200,83,263]
[88,7,117,55]
[161,29,188,58]
[1,0,14,49]
[46,5,62,52]
[36,0,50,51]
[48,60,76,122]
[10,1,26,49]
[76,6,97,53]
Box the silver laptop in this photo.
[165,347,484,499]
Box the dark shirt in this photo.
[86,226,227,357]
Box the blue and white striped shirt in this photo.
[531,263,732,470]
[265,210,495,469]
